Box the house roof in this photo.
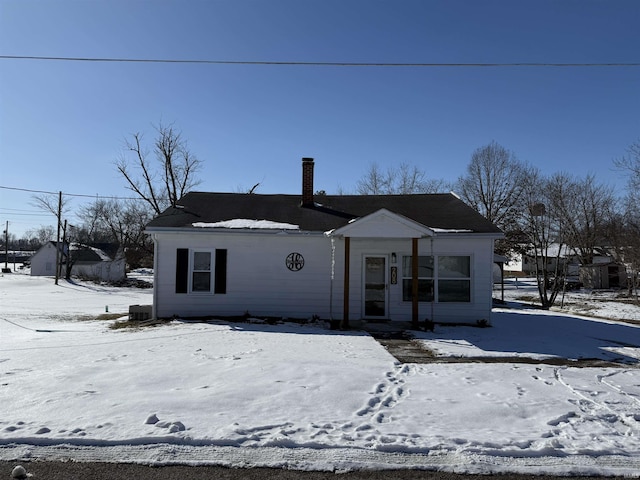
[72,244,112,263]
[35,242,113,263]
[146,192,503,235]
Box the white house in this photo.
[30,242,126,282]
[145,158,503,327]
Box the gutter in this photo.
[151,234,159,320]
[144,227,327,236]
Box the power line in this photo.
[0,212,53,217]
[2,207,50,213]
[0,185,142,201]
[1,55,640,68]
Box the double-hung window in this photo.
[402,255,471,303]
[437,256,471,302]
[175,248,227,294]
[191,251,212,292]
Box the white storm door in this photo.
[363,256,388,318]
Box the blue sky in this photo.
[1,0,639,238]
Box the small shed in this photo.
[579,263,627,289]
[29,242,61,276]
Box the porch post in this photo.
[412,237,419,329]
[342,236,350,330]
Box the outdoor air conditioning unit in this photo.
[129,304,152,321]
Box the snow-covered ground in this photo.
[1,271,640,476]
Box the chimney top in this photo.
[301,157,315,206]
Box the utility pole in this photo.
[3,221,9,273]
[54,191,62,285]
[61,219,68,279]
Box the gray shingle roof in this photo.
[146,192,502,234]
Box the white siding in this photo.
[152,231,497,324]
[30,244,57,276]
[330,236,495,324]
[153,232,333,319]
[73,259,126,282]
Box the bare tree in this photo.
[457,141,527,227]
[614,138,640,191]
[78,199,154,268]
[515,170,569,309]
[356,162,448,195]
[622,198,640,298]
[550,173,616,265]
[606,201,640,298]
[25,225,56,246]
[31,193,72,224]
[117,123,202,215]
[614,138,640,296]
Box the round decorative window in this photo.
[285,252,305,271]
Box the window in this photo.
[402,255,471,303]
[437,256,470,302]
[402,256,433,302]
[175,248,227,294]
[192,251,212,292]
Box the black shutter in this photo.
[175,248,189,294]
[214,249,227,294]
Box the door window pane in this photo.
[365,257,386,316]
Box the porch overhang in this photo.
[326,208,434,239]
[327,209,435,330]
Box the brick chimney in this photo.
[301,157,314,206]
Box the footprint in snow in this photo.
[145,414,186,432]
[145,414,159,424]
[547,411,578,426]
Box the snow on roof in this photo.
[69,243,112,261]
[192,219,300,230]
[430,227,473,233]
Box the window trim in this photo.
[189,249,214,294]
[175,248,227,295]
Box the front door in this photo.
[364,256,388,318]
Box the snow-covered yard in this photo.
[1,271,640,476]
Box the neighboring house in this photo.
[515,244,576,276]
[145,158,503,327]
[30,242,126,282]
[506,244,628,290]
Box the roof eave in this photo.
[145,226,325,236]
